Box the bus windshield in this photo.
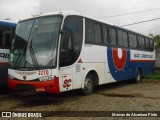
[10,15,62,69]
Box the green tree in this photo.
[154,35,160,50]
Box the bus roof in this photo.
[41,11,114,25]
[0,21,16,28]
[20,11,153,39]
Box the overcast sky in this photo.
[0,0,160,36]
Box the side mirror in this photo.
[60,29,66,34]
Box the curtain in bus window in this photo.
[109,28,116,46]
[85,19,94,43]
[117,30,128,47]
[94,23,102,44]
[117,30,123,46]
[123,32,128,47]
[145,38,150,49]
[129,33,138,48]
[102,26,108,44]
[138,36,145,49]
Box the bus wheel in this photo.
[134,69,141,83]
[81,74,94,95]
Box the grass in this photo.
[145,71,160,80]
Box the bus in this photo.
[8,11,155,95]
[0,21,16,87]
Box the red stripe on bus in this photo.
[131,60,155,62]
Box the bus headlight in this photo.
[39,75,55,82]
[8,75,15,79]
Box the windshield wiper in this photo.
[29,39,39,69]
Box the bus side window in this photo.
[102,26,109,44]
[60,16,83,67]
[145,38,150,50]
[94,23,102,44]
[0,31,2,48]
[117,30,128,47]
[129,33,138,49]
[150,39,154,51]
[109,28,116,46]
[138,36,145,49]
[85,19,94,43]
[3,31,13,49]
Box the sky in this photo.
[0,0,160,36]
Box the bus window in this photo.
[85,19,102,44]
[102,26,108,44]
[145,38,150,50]
[138,36,145,49]
[3,31,13,49]
[150,39,154,50]
[60,16,83,67]
[123,32,128,47]
[94,23,102,44]
[0,31,2,48]
[129,33,138,49]
[117,30,128,47]
[85,19,94,43]
[109,28,116,46]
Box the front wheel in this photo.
[81,74,94,95]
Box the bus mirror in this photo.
[60,28,72,36]
[60,29,66,34]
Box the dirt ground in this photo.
[0,79,160,120]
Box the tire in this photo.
[81,74,94,95]
[134,69,141,83]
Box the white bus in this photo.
[0,21,16,86]
[8,11,155,95]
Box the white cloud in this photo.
[0,0,159,35]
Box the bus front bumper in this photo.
[8,77,60,93]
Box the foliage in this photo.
[145,71,160,80]
[154,35,160,50]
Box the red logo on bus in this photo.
[112,48,127,70]
[63,79,71,89]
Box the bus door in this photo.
[59,16,83,92]
[59,34,74,92]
